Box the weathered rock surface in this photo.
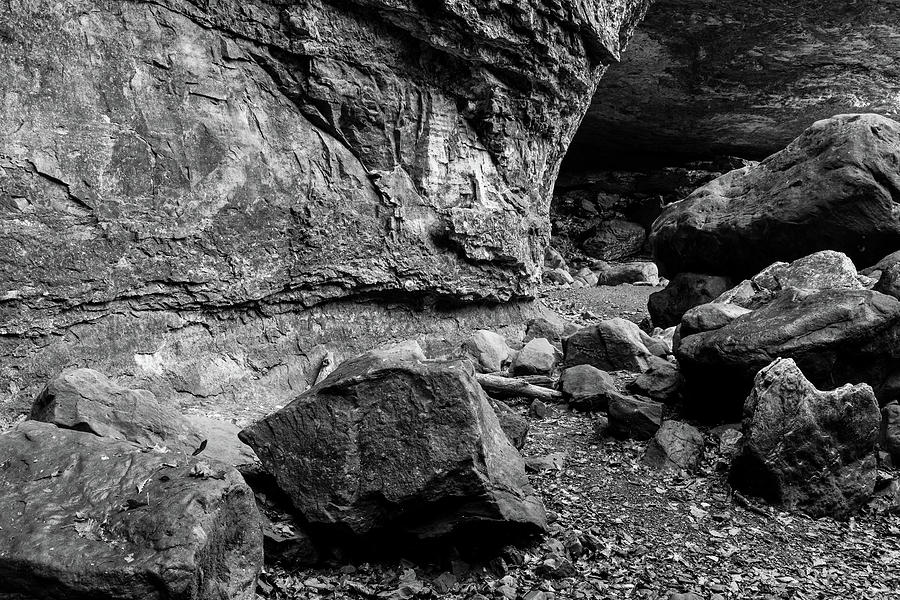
[875,263,900,301]
[573,0,900,164]
[882,402,900,467]
[239,346,547,545]
[595,261,659,286]
[0,421,262,599]
[564,318,655,372]
[461,330,513,373]
[716,251,865,310]
[491,400,530,452]
[731,359,880,519]
[643,420,704,473]
[648,273,732,329]
[559,364,618,412]
[512,338,558,376]
[678,288,900,419]
[0,0,651,421]
[651,115,900,280]
[184,414,260,471]
[680,303,751,337]
[629,359,683,403]
[581,219,647,261]
[607,394,663,440]
[30,368,204,453]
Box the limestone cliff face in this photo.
[0,0,650,418]
[570,0,900,164]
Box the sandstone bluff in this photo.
[0,0,651,419]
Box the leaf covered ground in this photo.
[257,285,900,600]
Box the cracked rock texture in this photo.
[570,0,900,164]
[0,0,650,419]
[0,420,262,600]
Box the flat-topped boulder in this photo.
[239,345,547,546]
[0,421,262,600]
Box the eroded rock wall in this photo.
[0,0,650,419]
[570,0,900,164]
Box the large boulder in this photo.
[651,114,900,280]
[239,347,547,545]
[731,359,880,519]
[0,421,262,599]
[30,368,204,453]
[648,273,732,328]
[677,287,900,419]
[563,318,655,372]
[0,0,652,424]
[572,0,900,163]
[715,250,864,310]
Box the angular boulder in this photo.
[0,421,262,600]
[731,359,880,518]
[715,250,864,310]
[564,318,655,372]
[607,394,663,440]
[31,368,204,453]
[678,288,900,419]
[648,273,732,328]
[643,421,704,473]
[239,348,547,544]
[629,359,683,403]
[558,365,618,412]
[651,114,900,280]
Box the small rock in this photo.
[544,246,566,270]
[525,452,567,474]
[543,267,574,286]
[643,420,705,472]
[530,399,551,418]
